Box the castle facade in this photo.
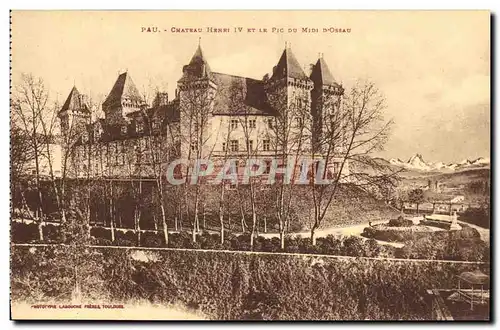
[58,44,346,180]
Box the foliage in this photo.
[460,207,490,229]
[388,217,414,227]
[408,189,425,203]
[11,245,489,320]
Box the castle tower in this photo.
[265,44,313,153]
[309,56,344,153]
[58,86,90,138]
[102,71,145,125]
[177,43,218,159]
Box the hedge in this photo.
[10,245,489,320]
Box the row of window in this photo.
[192,139,272,153]
[229,118,274,130]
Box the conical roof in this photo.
[103,72,143,107]
[310,57,337,86]
[60,86,89,113]
[179,45,212,81]
[271,47,309,80]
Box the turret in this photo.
[58,86,90,137]
[102,71,145,125]
[177,43,218,158]
[309,55,344,153]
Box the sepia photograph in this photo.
[9,10,491,321]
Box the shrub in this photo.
[11,222,39,243]
[141,232,164,247]
[388,217,414,227]
[316,235,343,255]
[44,224,61,243]
[342,236,366,256]
[90,237,114,246]
[460,207,490,228]
[420,220,450,230]
[114,230,137,245]
[90,227,112,240]
[113,238,136,247]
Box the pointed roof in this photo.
[179,45,212,82]
[103,72,144,108]
[310,57,337,86]
[60,86,89,114]
[271,47,309,81]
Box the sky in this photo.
[11,10,490,163]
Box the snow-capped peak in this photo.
[387,154,489,172]
[406,154,431,170]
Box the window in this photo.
[297,98,304,109]
[230,119,238,130]
[191,141,198,152]
[136,121,144,133]
[121,125,127,135]
[264,160,272,174]
[247,140,254,151]
[121,141,126,164]
[228,183,238,190]
[222,142,226,152]
[230,140,239,152]
[249,119,256,129]
[263,139,270,151]
[268,118,273,129]
[114,143,119,165]
[153,121,161,130]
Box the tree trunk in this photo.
[250,202,257,249]
[280,231,285,250]
[241,214,246,233]
[264,216,267,233]
[37,214,44,242]
[203,204,206,230]
[37,192,44,241]
[160,203,168,245]
[310,227,317,246]
[416,203,419,215]
[174,216,178,232]
[60,208,67,243]
[219,208,224,244]
[192,227,197,243]
[109,187,115,242]
[194,194,200,236]
[179,205,183,231]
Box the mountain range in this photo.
[388,154,490,173]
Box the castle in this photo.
[58,43,346,180]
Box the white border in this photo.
[2,2,497,329]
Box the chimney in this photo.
[309,63,315,76]
[153,92,169,107]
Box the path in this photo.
[258,220,405,248]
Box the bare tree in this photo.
[306,80,396,245]
[266,87,311,249]
[11,74,74,241]
[178,83,217,243]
